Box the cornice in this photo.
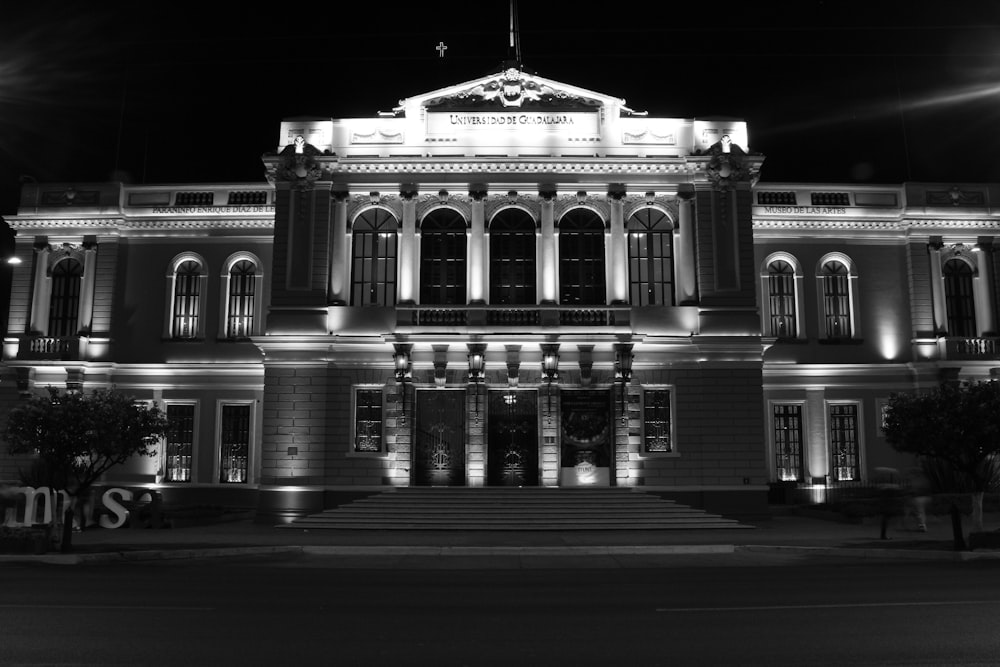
[320,158,702,177]
[754,218,1000,232]
[6,217,274,233]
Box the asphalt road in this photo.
[2,553,1000,665]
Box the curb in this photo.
[738,544,1000,561]
[3,543,1000,564]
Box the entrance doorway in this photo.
[414,390,466,486]
[487,390,539,486]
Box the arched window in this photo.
[627,208,674,306]
[172,259,203,339]
[48,258,82,337]
[226,259,256,338]
[558,208,605,305]
[820,259,852,339]
[351,208,398,306]
[943,258,976,337]
[420,209,467,305]
[489,208,536,305]
[767,260,797,338]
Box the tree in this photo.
[884,381,1000,545]
[2,387,169,552]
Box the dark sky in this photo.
[1,1,999,216]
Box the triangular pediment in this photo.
[393,66,635,115]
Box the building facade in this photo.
[1,68,996,521]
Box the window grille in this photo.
[773,404,803,482]
[220,405,250,483]
[165,405,195,482]
[354,389,383,453]
[830,404,859,481]
[643,389,672,453]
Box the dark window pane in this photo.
[559,208,605,305]
[489,208,536,305]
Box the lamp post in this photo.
[393,343,412,425]
[467,343,486,417]
[541,343,560,421]
[614,343,634,425]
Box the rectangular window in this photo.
[768,271,796,337]
[773,404,803,482]
[354,388,383,453]
[220,404,250,483]
[352,232,398,306]
[829,404,860,481]
[628,231,674,306]
[165,404,195,483]
[643,389,673,453]
[173,270,201,338]
[822,273,851,338]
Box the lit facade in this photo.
[1,68,995,520]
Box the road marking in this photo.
[656,600,1000,612]
[0,604,213,611]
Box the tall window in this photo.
[351,208,398,306]
[821,260,851,339]
[829,404,860,482]
[767,260,797,338]
[49,258,82,337]
[165,404,195,483]
[420,209,467,305]
[943,258,976,337]
[354,388,383,453]
[627,208,674,306]
[489,208,536,305]
[773,404,803,482]
[559,208,606,305]
[173,259,202,339]
[643,389,673,453]
[226,259,256,338]
[220,404,250,484]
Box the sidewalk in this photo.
[5,509,1000,565]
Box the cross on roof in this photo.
[436,41,448,58]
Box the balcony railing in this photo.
[396,306,630,329]
[944,337,1000,360]
[18,336,84,361]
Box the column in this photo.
[328,192,349,305]
[607,186,628,304]
[539,189,557,303]
[469,188,487,303]
[76,240,98,334]
[928,239,946,333]
[676,185,697,304]
[975,239,996,334]
[398,187,418,304]
[29,240,50,335]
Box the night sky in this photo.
[1,2,999,217]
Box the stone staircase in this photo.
[288,487,752,531]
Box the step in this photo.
[286,488,750,531]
